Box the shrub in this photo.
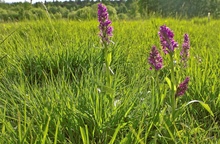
[0,8,7,21]
[53,12,62,19]
[68,6,93,20]
[7,10,19,21]
[68,11,76,20]
[118,13,128,20]
[106,5,118,20]
[31,8,47,19]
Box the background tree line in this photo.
[0,0,220,21]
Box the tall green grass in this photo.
[0,18,220,143]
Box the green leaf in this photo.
[129,124,145,144]
[41,116,51,144]
[100,85,114,95]
[199,101,214,117]
[0,28,18,45]
[185,100,214,117]
[109,123,127,144]
[53,119,60,144]
[165,77,171,89]
[190,127,205,135]
[80,125,89,144]
[107,52,112,66]
[216,93,220,106]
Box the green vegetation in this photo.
[1,0,220,21]
[0,18,220,143]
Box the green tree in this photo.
[31,8,47,19]
[0,8,7,21]
[68,6,92,20]
[139,0,159,16]
[106,5,118,20]
[117,2,128,14]
[128,0,140,19]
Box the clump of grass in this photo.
[0,7,220,143]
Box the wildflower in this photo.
[180,34,190,66]
[148,46,163,70]
[159,25,178,54]
[175,77,190,97]
[98,3,113,44]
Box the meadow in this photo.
[0,17,220,143]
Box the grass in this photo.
[0,18,220,143]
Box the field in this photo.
[0,18,220,143]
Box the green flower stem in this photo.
[103,42,113,111]
[156,71,161,108]
[169,53,176,117]
[104,43,112,88]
